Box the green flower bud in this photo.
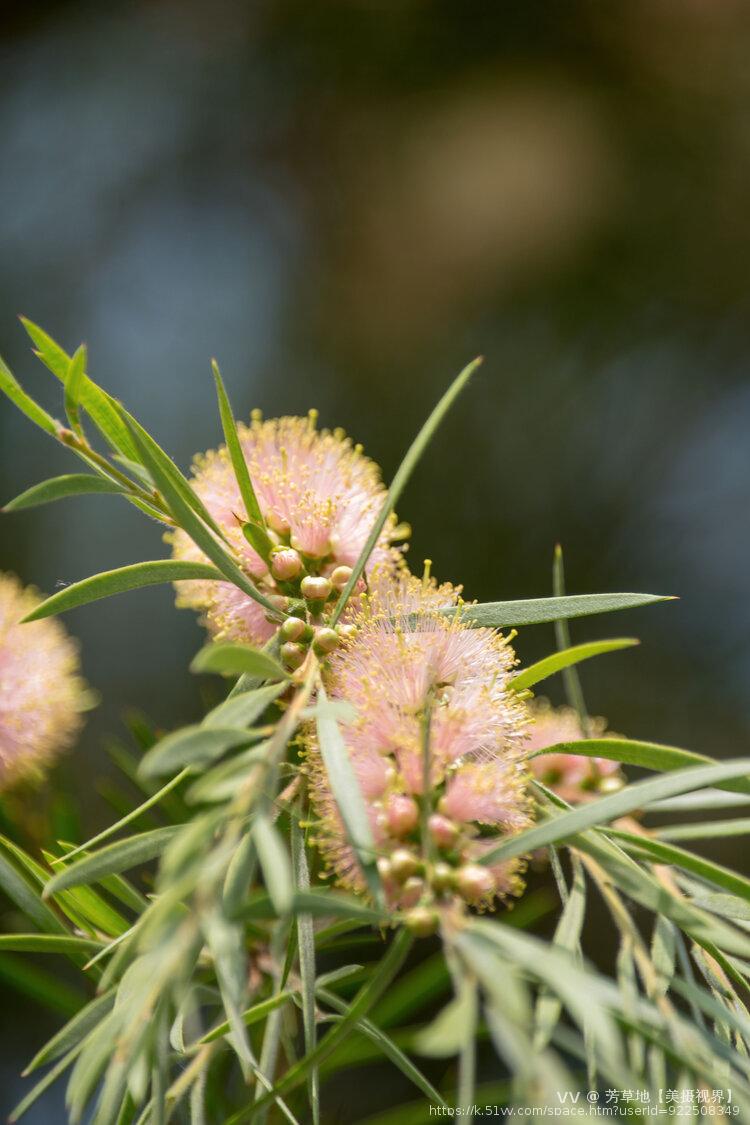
[330,565,353,590]
[313,627,340,655]
[280,642,306,670]
[404,907,438,938]
[390,848,420,884]
[280,617,313,643]
[300,575,333,602]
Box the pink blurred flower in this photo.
[168,413,404,643]
[525,699,623,803]
[0,573,90,790]
[306,573,533,913]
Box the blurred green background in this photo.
[2,1,750,1118]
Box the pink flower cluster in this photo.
[168,412,404,645]
[526,700,623,803]
[0,573,89,790]
[306,574,533,924]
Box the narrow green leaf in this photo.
[118,405,227,538]
[451,592,674,629]
[190,643,287,682]
[460,922,621,1070]
[481,759,750,865]
[242,930,413,1121]
[64,345,87,434]
[0,934,100,954]
[533,856,586,1049]
[657,818,750,841]
[21,318,140,460]
[413,978,478,1058]
[139,726,256,779]
[241,521,275,566]
[573,831,750,958]
[608,827,750,903]
[331,356,482,624]
[22,560,225,622]
[24,990,116,1075]
[552,544,590,733]
[4,474,125,512]
[292,820,319,1125]
[211,360,264,527]
[10,1042,85,1122]
[125,416,284,619]
[202,681,287,730]
[45,827,178,894]
[291,890,385,924]
[513,638,639,692]
[253,815,293,915]
[0,953,84,1016]
[650,789,750,812]
[315,685,381,902]
[316,987,448,1109]
[532,738,750,797]
[197,991,294,1046]
[0,848,66,934]
[56,770,190,865]
[0,353,59,435]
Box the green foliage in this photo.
[3,332,750,1122]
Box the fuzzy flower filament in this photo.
[168,412,405,649]
[305,574,534,929]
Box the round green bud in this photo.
[430,862,456,894]
[300,575,333,602]
[280,617,313,643]
[313,627,340,655]
[330,565,353,590]
[404,907,438,938]
[280,642,306,670]
[390,848,421,884]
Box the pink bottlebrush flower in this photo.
[0,573,90,790]
[525,699,623,803]
[168,413,405,644]
[305,573,533,915]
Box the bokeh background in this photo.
[2,1,750,1119]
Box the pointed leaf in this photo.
[64,345,87,434]
[22,560,225,622]
[0,353,58,435]
[513,638,639,692]
[139,726,257,778]
[253,814,293,915]
[4,474,125,512]
[212,360,264,527]
[451,592,674,629]
[190,643,287,682]
[45,827,178,894]
[21,318,140,459]
[315,685,381,901]
[202,681,287,730]
[331,356,482,624]
[482,758,750,865]
[125,416,284,619]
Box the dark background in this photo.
[2,1,750,1119]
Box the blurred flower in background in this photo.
[0,572,90,791]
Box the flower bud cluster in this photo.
[168,413,405,646]
[305,574,534,931]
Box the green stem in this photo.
[228,929,413,1122]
